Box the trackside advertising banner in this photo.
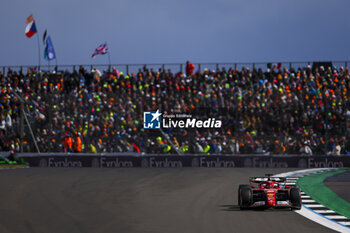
[18,154,350,168]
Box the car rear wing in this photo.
[249,177,287,183]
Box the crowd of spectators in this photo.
[1,62,350,155]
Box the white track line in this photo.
[325,216,348,220]
[314,210,336,214]
[304,204,326,208]
[294,207,350,233]
[302,199,317,203]
[275,168,350,233]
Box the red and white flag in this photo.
[25,14,37,38]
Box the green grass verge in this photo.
[296,168,350,219]
[0,164,27,169]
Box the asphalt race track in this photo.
[325,170,350,203]
[0,168,337,233]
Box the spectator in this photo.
[73,132,82,153]
[299,141,313,155]
[194,142,203,153]
[88,143,97,153]
[185,61,195,76]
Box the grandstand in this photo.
[1,62,349,155]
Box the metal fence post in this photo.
[234,63,237,70]
[198,64,201,72]
[289,62,292,70]
[216,63,219,70]
[180,64,183,73]
[162,64,165,71]
[20,101,24,153]
[3,66,5,75]
[126,65,129,75]
[346,61,348,69]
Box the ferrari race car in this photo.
[238,174,301,210]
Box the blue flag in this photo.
[44,36,56,61]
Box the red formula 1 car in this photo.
[238,174,301,210]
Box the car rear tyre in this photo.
[290,188,301,210]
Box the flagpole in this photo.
[51,36,58,68]
[108,52,111,71]
[106,42,111,71]
[36,30,41,71]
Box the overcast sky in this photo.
[0,0,349,66]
